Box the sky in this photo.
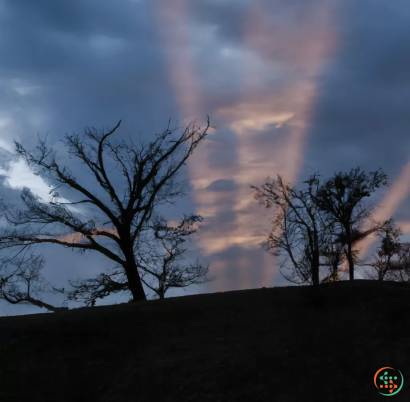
[1,0,410,315]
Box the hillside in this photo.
[0,280,409,401]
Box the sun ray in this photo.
[229,0,338,288]
[356,162,410,259]
[152,0,338,291]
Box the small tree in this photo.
[392,242,410,282]
[0,247,67,311]
[252,174,328,287]
[312,167,388,281]
[0,116,212,308]
[138,215,213,299]
[320,226,379,282]
[64,215,213,305]
[360,218,403,281]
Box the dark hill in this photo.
[0,280,409,401]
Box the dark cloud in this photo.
[301,0,410,223]
[206,179,238,192]
[188,0,250,48]
[0,0,174,149]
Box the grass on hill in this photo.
[0,280,409,402]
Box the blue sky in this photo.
[1,0,410,315]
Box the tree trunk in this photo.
[311,233,320,287]
[379,266,387,281]
[158,288,165,300]
[120,236,146,301]
[312,266,319,287]
[331,256,339,281]
[381,257,391,281]
[345,226,355,281]
[312,251,320,287]
[122,256,146,302]
[128,269,146,302]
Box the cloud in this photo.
[0,158,87,216]
[206,179,238,192]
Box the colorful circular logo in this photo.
[374,367,404,396]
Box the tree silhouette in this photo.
[0,116,211,308]
[0,247,67,311]
[393,242,410,282]
[63,214,213,305]
[359,218,404,281]
[252,173,328,287]
[138,215,213,300]
[312,167,388,281]
[320,225,381,282]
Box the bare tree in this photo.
[320,226,380,283]
[138,215,213,299]
[319,221,348,283]
[57,265,130,307]
[0,247,67,312]
[0,116,212,305]
[312,167,388,281]
[252,173,328,287]
[391,242,410,282]
[359,218,404,281]
[63,214,213,304]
